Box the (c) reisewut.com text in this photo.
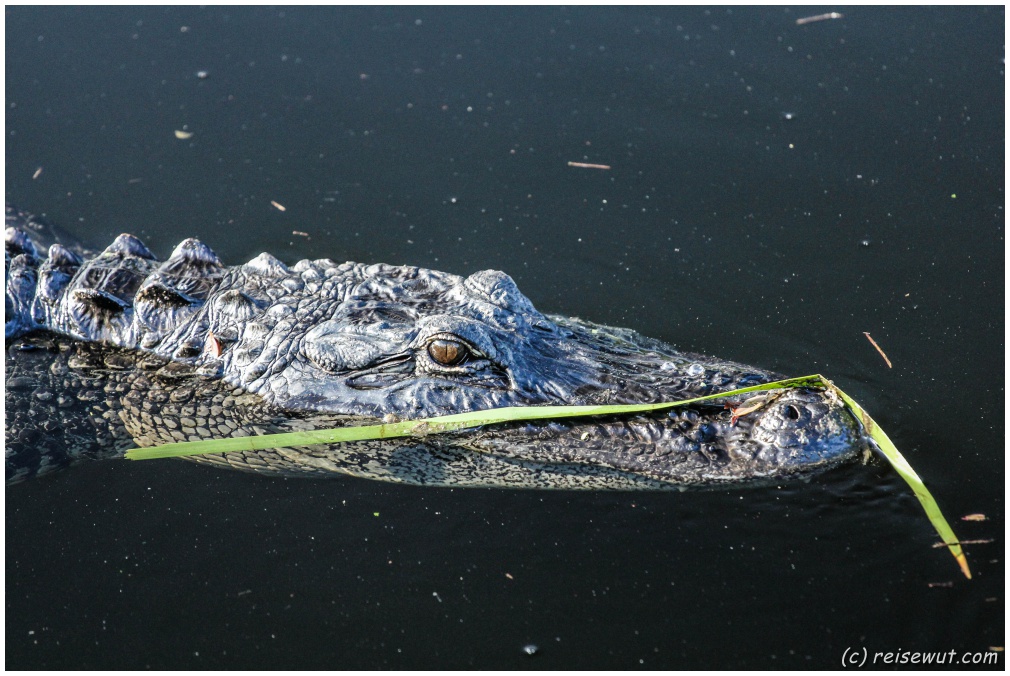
[841,647,1001,668]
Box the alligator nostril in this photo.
[785,404,800,421]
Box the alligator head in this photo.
[226,265,865,487]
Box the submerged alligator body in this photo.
[5,205,865,488]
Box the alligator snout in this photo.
[741,388,865,470]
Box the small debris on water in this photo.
[927,581,954,588]
[780,111,796,120]
[726,394,775,425]
[292,230,310,238]
[174,129,194,140]
[859,239,871,247]
[505,572,514,580]
[522,644,539,656]
[932,538,994,548]
[567,161,611,170]
[795,12,844,26]
[862,332,893,368]
[32,167,42,180]
[195,70,210,79]
[432,591,443,603]
[962,513,988,522]
[270,200,287,212]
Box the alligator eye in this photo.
[428,338,469,366]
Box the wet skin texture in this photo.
[5,205,865,488]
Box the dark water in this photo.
[6,6,1004,669]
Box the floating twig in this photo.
[32,167,42,180]
[567,161,611,170]
[863,332,893,368]
[174,130,194,140]
[270,200,287,212]
[932,538,994,548]
[292,230,310,238]
[962,513,988,522]
[796,12,844,26]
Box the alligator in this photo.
[5,204,866,488]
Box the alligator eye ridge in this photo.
[427,338,469,366]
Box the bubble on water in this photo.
[686,363,705,377]
[522,644,539,656]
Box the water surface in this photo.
[6,6,1003,668]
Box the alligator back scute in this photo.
[134,238,226,336]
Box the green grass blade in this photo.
[126,374,824,460]
[125,372,969,577]
[823,378,971,579]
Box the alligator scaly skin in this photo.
[5,205,865,487]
